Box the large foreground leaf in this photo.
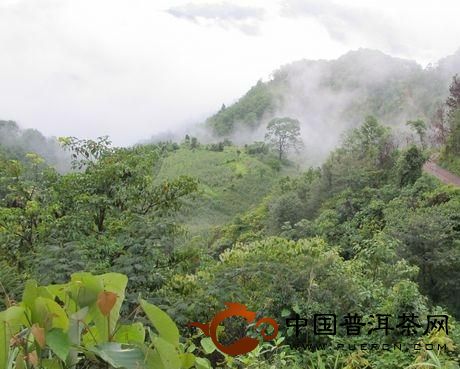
[89,342,145,369]
[140,300,179,347]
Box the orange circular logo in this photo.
[188,302,279,356]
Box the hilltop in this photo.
[206,48,460,157]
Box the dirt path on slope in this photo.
[423,160,460,186]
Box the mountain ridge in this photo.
[205,48,460,159]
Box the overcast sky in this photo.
[1,0,460,145]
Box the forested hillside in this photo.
[206,48,460,158]
[0,121,70,172]
[1,55,460,368]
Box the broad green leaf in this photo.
[41,358,62,369]
[186,343,196,353]
[0,307,26,369]
[35,297,69,331]
[93,274,127,342]
[180,353,195,369]
[89,343,145,369]
[152,337,181,369]
[46,284,73,311]
[46,329,70,362]
[281,308,291,317]
[21,280,38,322]
[143,348,164,369]
[200,337,216,355]
[22,280,38,308]
[112,323,145,344]
[82,326,102,348]
[194,357,212,369]
[70,273,103,307]
[140,300,179,347]
[98,273,128,296]
[37,287,54,300]
[0,306,26,325]
[22,283,58,327]
[92,313,110,342]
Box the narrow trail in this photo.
[423,160,460,186]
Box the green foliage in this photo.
[0,121,70,172]
[384,182,460,317]
[3,98,460,369]
[265,117,303,160]
[219,337,300,369]
[319,116,396,198]
[0,153,58,268]
[245,141,269,156]
[59,135,113,170]
[0,140,199,308]
[439,108,460,175]
[154,146,288,236]
[439,75,460,171]
[408,345,460,369]
[205,141,229,152]
[396,146,427,187]
[0,272,212,369]
[440,154,460,177]
[161,236,432,352]
[267,193,307,233]
[206,49,460,138]
[212,116,460,330]
[206,80,275,136]
[445,109,460,159]
[406,119,427,148]
[343,116,394,168]
[0,261,23,310]
[446,74,460,113]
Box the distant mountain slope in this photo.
[206,48,460,157]
[0,120,70,172]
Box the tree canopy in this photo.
[265,117,303,160]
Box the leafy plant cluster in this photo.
[0,272,213,369]
[0,139,198,309]
[2,73,460,368]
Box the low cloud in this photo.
[166,2,265,35]
[281,0,410,54]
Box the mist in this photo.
[0,120,71,172]
[199,47,459,165]
[2,0,460,147]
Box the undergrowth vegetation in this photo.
[2,75,460,368]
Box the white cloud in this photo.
[166,2,265,35]
[281,0,409,53]
[167,2,264,21]
[0,0,459,145]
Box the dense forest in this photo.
[1,52,460,369]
